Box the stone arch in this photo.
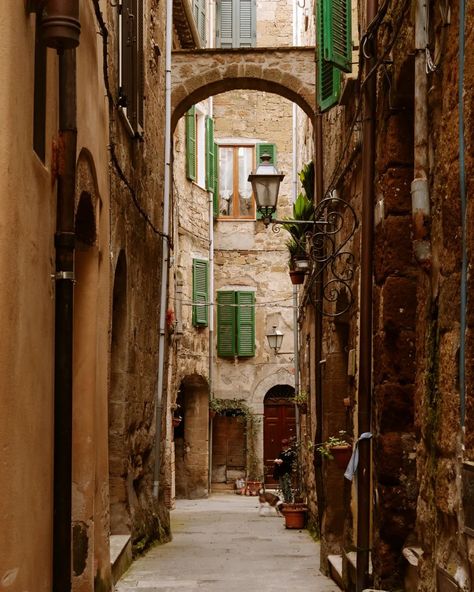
[250,367,295,410]
[171,47,316,131]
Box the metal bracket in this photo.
[54,271,75,281]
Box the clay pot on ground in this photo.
[281,503,308,529]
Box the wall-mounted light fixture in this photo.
[266,325,284,354]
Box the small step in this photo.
[110,534,132,584]
[211,482,235,491]
[328,554,344,590]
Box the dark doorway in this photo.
[263,385,295,484]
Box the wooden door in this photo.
[263,400,296,484]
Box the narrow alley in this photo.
[115,494,339,592]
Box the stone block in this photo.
[374,330,416,384]
[377,167,413,215]
[438,274,461,332]
[376,113,414,172]
[381,276,417,332]
[435,457,457,515]
[375,215,415,283]
[375,383,414,432]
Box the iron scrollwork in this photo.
[307,196,358,318]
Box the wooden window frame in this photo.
[217,145,256,220]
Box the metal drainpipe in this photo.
[153,0,173,499]
[53,48,77,592]
[412,0,433,273]
[313,112,325,530]
[357,0,378,588]
[293,285,301,488]
[208,175,215,494]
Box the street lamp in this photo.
[248,153,285,226]
[266,325,284,354]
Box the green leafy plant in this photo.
[292,390,308,405]
[298,161,314,202]
[316,431,351,459]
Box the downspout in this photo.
[153,0,173,498]
[412,0,433,272]
[357,0,378,588]
[292,0,299,203]
[208,103,215,495]
[41,2,80,590]
[313,112,325,530]
[293,285,301,489]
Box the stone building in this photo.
[168,0,310,500]
[0,1,181,590]
[296,1,474,591]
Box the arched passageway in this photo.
[174,374,209,499]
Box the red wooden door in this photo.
[264,399,296,484]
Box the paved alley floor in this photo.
[115,494,340,592]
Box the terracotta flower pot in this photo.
[297,402,308,414]
[172,417,182,428]
[330,445,352,470]
[282,503,308,529]
[289,270,305,285]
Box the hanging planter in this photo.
[289,269,305,285]
[330,445,353,470]
[172,416,182,428]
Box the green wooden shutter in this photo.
[217,291,237,357]
[193,259,209,327]
[236,291,255,357]
[323,0,352,73]
[317,0,341,112]
[213,143,219,218]
[206,117,215,192]
[237,0,255,47]
[256,144,277,219]
[186,106,196,181]
[218,0,233,48]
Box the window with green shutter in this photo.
[256,144,277,220]
[236,291,255,356]
[323,0,352,73]
[206,117,215,192]
[217,291,255,357]
[216,0,256,48]
[192,259,209,327]
[186,106,196,181]
[217,291,237,356]
[213,143,219,218]
[316,0,341,112]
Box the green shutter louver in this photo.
[213,143,219,218]
[236,291,255,357]
[217,291,237,357]
[206,117,215,192]
[317,0,341,112]
[218,0,233,47]
[323,0,352,73]
[256,144,277,219]
[186,106,196,180]
[237,0,255,47]
[192,259,209,327]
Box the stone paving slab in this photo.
[115,494,340,592]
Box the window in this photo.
[215,143,276,220]
[186,106,215,190]
[119,0,144,134]
[217,291,255,357]
[192,259,209,327]
[216,0,256,48]
[33,9,46,161]
[217,146,254,218]
[193,0,206,45]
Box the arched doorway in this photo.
[263,385,295,484]
[108,250,130,534]
[174,374,209,499]
[72,190,99,587]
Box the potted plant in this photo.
[292,390,308,414]
[287,239,306,285]
[316,431,352,470]
[274,439,308,529]
[171,403,182,428]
